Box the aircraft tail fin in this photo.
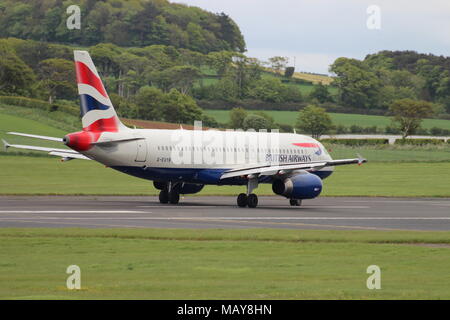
[74,50,127,132]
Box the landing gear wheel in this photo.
[237,193,248,207]
[168,192,180,204]
[159,190,169,204]
[247,194,258,208]
[290,199,302,206]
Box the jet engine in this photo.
[272,172,322,199]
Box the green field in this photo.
[0,105,79,152]
[1,106,450,197]
[205,109,450,129]
[0,155,449,197]
[1,228,450,299]
[326,144,450,162]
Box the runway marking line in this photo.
[0,210,144,214]
[0,217,413,231]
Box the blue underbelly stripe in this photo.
[110,166,333,185]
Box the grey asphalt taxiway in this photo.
[0,196,450,231]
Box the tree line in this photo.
[0,0,245,53]
[0,38,330,127]
[330,51,450,115]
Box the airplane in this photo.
[2,51,366,208]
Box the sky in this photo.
[173,0,450,74]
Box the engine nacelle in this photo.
[153,181,166,190]
[272,172,322,199]
[179,183,204,195]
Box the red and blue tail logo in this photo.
[74,50,123,133]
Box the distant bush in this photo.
[278,123,294,133]
[385,125,401,134]
[334,124,348,134]
[430,127,450,136]
[284,67,295,78]
[348,125,379,134]
[320,138,388,146]
[394,138,445,145]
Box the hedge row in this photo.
[320,138,389,146]
[0,96,79,117]
[394,138,446,145]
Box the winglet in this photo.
[2,139,10,151]
[356,153,367,166]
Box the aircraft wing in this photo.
[2,134,90,161]
[220,157,366,179]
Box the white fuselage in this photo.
[79,128,334,185]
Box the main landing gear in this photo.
[159,182,180,204]
[237,193,258,208]
[236,175,259,208]
[289,199,302,206]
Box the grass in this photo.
[262,68,335,85]
[0,104,79,133]
[0,155,449,197]
[1,104,449,197]
[326,144,450,162]
[292,71,334,85]
[0,106,79,152]
[204,109,450,130]
[1,228,450,299]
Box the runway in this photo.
[0,196,450,231]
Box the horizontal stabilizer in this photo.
[7,132,63,142]
[49,151,90,160]
[3,141,90,161]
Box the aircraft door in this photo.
[135,138,147,162]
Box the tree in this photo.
[389,98,434,139]
[0,0,247,53]
[247,78,285,103]
[37,58,76,103]
[160,89,203,124]
[229,107,247,129]
[247,78,301,103]
[268,56,289,75]
[242,114,272,131]
[217,12,246,52]
[233,55,263,98]
[330,57,382,109]
[296,105,334,139]
[207,51,234,77]
[254,111,276,128]
[162,65,201,94]
[0,43,35,95]
[309,82,332,103]
[134,86,165,121]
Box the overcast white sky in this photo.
[173,0,450,74]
